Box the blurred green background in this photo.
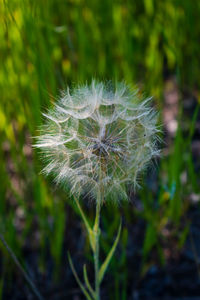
[1,0,200,299]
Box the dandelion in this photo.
[35,80,160,201]
[34,80,161,300]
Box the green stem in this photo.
[92,165,104,300]
[93,198,101,300]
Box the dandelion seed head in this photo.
[34,80,161,202]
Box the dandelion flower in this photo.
[34,80,160,201]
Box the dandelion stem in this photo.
[93,197,101,300]
[93,167,103,300]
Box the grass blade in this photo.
[0,233,44,300]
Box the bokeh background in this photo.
[1,0,200,299]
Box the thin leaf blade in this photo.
[83,264,95,299]
[74,197,96,251]
[98,220,122,284]
[68,252,93,300]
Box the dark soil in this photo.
[2,204,200,300]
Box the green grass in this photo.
[1,0,200,297]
